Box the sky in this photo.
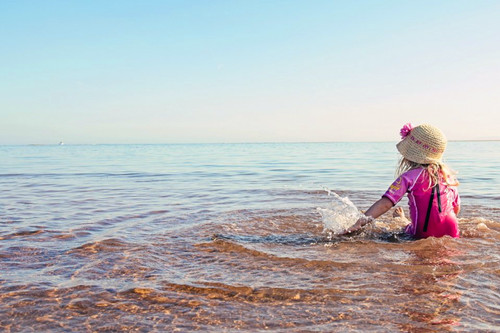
[1,0,499,144]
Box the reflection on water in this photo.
[1,206,498,332]
[0,143,499,331]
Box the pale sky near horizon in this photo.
[1,0,499,144]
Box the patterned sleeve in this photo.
[382,174,412,205]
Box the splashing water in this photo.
[317,190,364,235]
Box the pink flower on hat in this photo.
[400,123,413,139]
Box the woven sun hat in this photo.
[396,123,447,164]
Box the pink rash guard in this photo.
[383,168,460,239]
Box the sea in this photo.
[0,142,499,332]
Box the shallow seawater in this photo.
[0,142,499,332]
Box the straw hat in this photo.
[396,124,447,164]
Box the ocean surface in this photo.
[0,142,499,332]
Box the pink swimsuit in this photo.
[383,168,460,239]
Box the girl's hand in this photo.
[339,216,372,235]
[337,197,392,236]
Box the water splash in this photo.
[317,190,364,235]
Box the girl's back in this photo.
[392,168,460,238]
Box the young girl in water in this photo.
[345,123,460,238]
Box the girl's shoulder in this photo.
[400,167,426,180]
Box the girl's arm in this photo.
[343,197,394,234]
[364,197,395,219]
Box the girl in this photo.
[345,123,461,238]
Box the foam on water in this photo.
[317,190,365,235]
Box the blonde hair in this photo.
[396,157,459,189]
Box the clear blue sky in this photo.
[1,0,499,144]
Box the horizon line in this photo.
[1,139,499,146]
